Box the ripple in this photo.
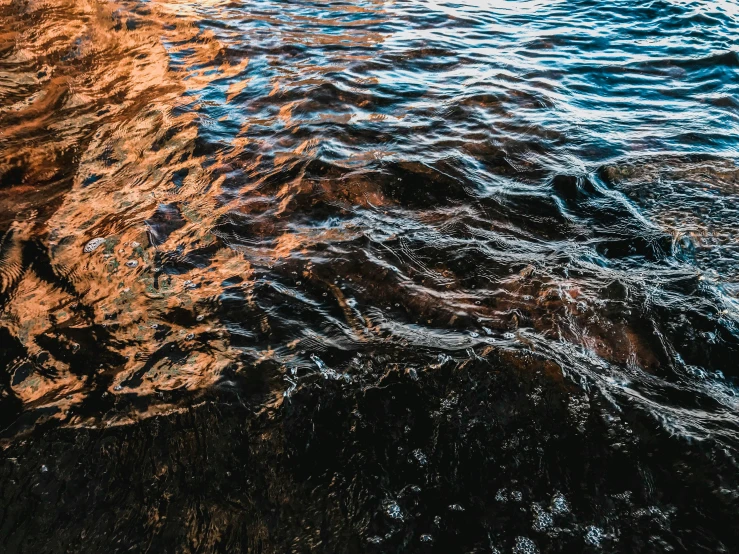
[1,0,738,552]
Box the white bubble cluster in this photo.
[584,525,604,547]
[512,536,539,554]
[83,237,105,253]
[550,492,570,515]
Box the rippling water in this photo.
[1,0,738,551]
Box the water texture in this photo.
[1,0,738,551]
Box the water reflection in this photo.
[1,0,739,551]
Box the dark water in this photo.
[1,0,739,551]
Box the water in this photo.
[1,0,738,551]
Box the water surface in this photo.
[1,0,738,552]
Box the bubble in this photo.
[411,449,428,466]
[185,333,194,340]
[503,332,516,340]
[83,237,106,253]
[469,331,479,338]
[611,490,632,502]
[495,489,508,502]
[130,241,140,248]
[383,500,403,521]
[513,536,539,554]
[532,505,553,532]
[40,465,48,473]
[196,315,205,322]
[550,492,570,515]
[114,385,122,391]
[125,260,139,268]
[584,526,603,547]
[420,534,433,543]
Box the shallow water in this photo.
[1,0,738,551]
